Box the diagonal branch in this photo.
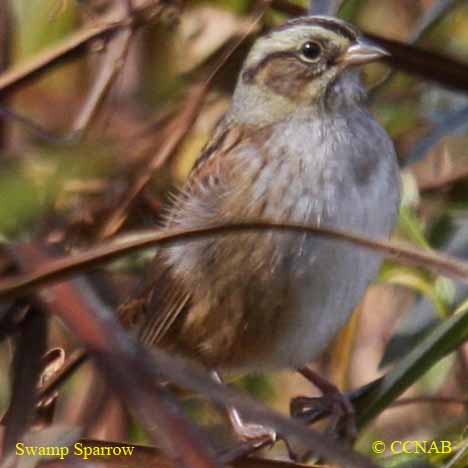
[271,0,468,94]
[98,83,209,238]
[98,7,266,237]
[7,244,378,468]
[0,0,175,97]
[9,244,221,468]
[71,0,139,136]
[0,20,121,97]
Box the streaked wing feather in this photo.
[135,120,268,347]
[138,268,190,346]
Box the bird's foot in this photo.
[228,406,277,447]
[290,366,357,443]
[290,392,356,442]
[228,406,310,462]
[210,371,276,449]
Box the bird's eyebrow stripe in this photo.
[270,17,357,41]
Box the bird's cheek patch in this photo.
[259,56,312,100]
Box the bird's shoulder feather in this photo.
[127,119,273,348]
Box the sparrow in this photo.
[125,14,400,442]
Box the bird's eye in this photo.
[300,41,322,62]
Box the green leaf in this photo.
[13,0,76,59]
[398,206,430,250]
[454,297,468,315]
[355,301,468,428]
[379,264,448,317]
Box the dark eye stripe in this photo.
[242,51,298,83]
[243,16,358,85]
[242,49,330,86]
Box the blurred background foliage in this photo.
[0,1,468,467]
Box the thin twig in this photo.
[124,341,379,468]
[36,349,88,403]
[10,244,221,468]
[0,106,75,143]
[415,161,468,191]
[8,245,376,468]
[370,0,465,94]
[0,0,174,97]
[2,221,468,302]
[367,33,468,94]
[270,0,468,94]
[98,83,208,238]
[45,438,315,468]
[2,309,47,452]
[0,21,121,96]
[71,1,137,136]
[98,8,266,238]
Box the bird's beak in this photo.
[337,38,389,66]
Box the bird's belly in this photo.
[169,172,397,371]
[240,194,393,370]
[265,241,382,369]
[211,240,383,372]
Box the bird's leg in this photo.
[290,366,357,442]
[211,371,276,446]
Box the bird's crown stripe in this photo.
[270,16,357,41]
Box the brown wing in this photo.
[123,120,269,348]
[136,261,191,347]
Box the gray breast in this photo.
[251,108,400,369]
[164,105,400,371]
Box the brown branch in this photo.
[71,1,137,136]
[98,8,266,238]
[270,0,468,94]
[8,244,376,468]
[9,244,220,468]
[114,338,379,468]
[415,163,468,191]
[1,221,468,302]
[36,349,88,404]
[0,106,69,142]
[0,21,121,96]
[368,33,468,94]
[2,308,47,452]
[0,0,175,97]
[37,438,310,468]
[98,83,209,238]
